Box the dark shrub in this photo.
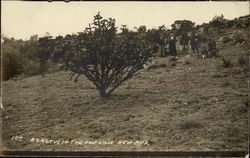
[2,36,41,80]
[221,56,233,68]
[2,52,24,80]
[222,36,233,44]
[238,55,248,66]
[55,13,155,97]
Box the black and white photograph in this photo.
[1,1,249,156]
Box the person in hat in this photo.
[159,35,166,57]
[168,35,177,59]
[180,32,189,54]
[190,33,199,54]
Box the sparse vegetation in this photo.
[1,36,41,80]
[237,55,248,66]
[2,12,249,151]
[232,34,245,45]
[209,14,226,29]
[222,36,233,44]
[221,56,233,68]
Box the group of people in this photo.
[200,39,219,59]
[158,32,218,59]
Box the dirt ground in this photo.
[1,43,248,151]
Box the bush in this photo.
[238,55,248,66]
[209,15,226,29]
[2,52,41,80]
[232,34,245,45]
[22,59,41,76]
[222,36,233,44]
[2,36,42,80]
[221,56,233,68]
[55,13,155,97]
[226,20,235,28]
[235,22,244,28]
[2,52,25,80]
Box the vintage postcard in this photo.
[1,1,249,157]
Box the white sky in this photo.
[1,1,249,40]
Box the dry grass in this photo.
[2,43,248,152]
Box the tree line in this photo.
[1,13,249,97]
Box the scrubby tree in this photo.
[54,12,155,97]
[145,25,168,57]
[120,25,129,34]
[37,35,55,76]
[210,14,226,29]
[37,35,54,61]
[2,37,24,80]
[2,36,41,80]
[19,35,39,60]
[171,20,195,36]
[137,25,147,33]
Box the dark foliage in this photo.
[54,13,155,97]
[1,36,41,80]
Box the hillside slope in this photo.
[1,41,248,151]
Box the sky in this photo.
[1,1,249,40]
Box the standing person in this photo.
[180,32,189,53]
[159,35,165,57]
[190,33,199,54]
[169,36,177,59]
